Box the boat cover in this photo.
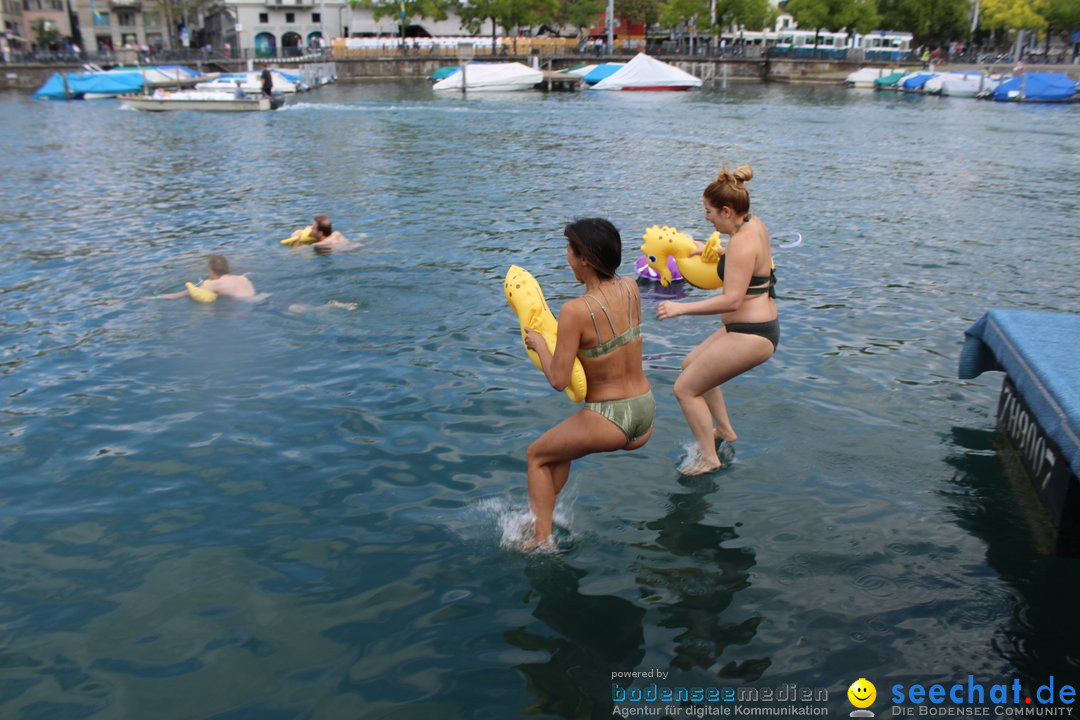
[900,72,935,90]
[992,72,1080,102]
[959,309,1080,480]
[431,62,542,91]
[590,53,702,90]
[429,66,459,81]
[578,63,625,84]
[873,71,906,88]
[33,71,144,100]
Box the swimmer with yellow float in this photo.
[153,254,257,302]
[504,218,653,548]
[281,215,349,252]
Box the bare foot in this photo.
[517,535,557,553]
[678,457,724,476]
[713,427,737,444]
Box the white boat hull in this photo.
[121,94,282,112]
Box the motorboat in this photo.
[990,72,1079,103]
[431,62,543,92]
[844,67,903,89]
[120,89,284,112]
[196,70,306,95]
[589,53,702,91]
[924,71,1001,98]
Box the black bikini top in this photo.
[717,255,776,298]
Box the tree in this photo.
[785,0,829,45]
[836,0,880,35]
[1037,0,1080,57]
[878,0,968,44]
[658,0,709,31]
[31,18,63,50]
[554,0,607,33]
[361,0,454,32]
[714,0,778,32]
[616,0,662,27]
[979,0,1045,31]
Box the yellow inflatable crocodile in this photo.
[504,265,587,403]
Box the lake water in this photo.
[0,79,1078,719]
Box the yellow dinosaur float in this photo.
[504,265,587,403]
[280,226,317,247]
[640,225,724,289]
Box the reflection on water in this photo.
[0,82,1077,718]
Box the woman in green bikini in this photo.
[656,165,779,476]
[523,218,654,547]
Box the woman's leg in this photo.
[674,332,774,475]
[681,330,737,441]
[526,408,637,544]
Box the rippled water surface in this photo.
[1,80,1078,719]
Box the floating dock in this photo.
[960,309,1080,553]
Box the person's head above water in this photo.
[703,165,753,215]
[208,254,230,278]
[564,217,621,280]
[313,215,333,237]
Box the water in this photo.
[0,81,1078,719]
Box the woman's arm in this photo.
[525,300,584,392]
[155,290,190,300]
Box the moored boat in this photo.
[431,62,544,92]
[589,53,701,91]
[990,72,1079,103]
[845,67,903,89]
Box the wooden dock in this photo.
[539,70,583,92]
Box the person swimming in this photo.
[154,254,257,301]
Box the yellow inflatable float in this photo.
[280,226,317,247]
[504,265,587,404]
[640,225,724,289]
[185,282,218,303]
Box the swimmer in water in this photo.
[309,215,349,252]
[523,218,654,548]
[155,254,257,300]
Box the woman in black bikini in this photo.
[656,166,778,475]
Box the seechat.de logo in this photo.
[848,678,877,717]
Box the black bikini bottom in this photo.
[724,319,780,350]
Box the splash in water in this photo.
[474,497,573,553]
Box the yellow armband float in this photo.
[186,282,218,303]
[504,265,587,404]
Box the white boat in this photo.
[431,62,543,92]
[927,71,1001,98]
[589,53,702,91]
[121,89,284,112]
[844,67,903,89]
[196,70,306,95]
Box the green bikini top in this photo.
[577,278,642,359]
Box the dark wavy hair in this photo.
[564,218,621,280]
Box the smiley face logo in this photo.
[847,678,876,709]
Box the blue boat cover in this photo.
[992,72,1080,102]
[959,309,1080,479]
[429,66,459,81]
[901,73,933,90]
[584,63,623,85]
[33,71,145,99]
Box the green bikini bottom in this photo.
[584,390,656,442]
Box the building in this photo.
[2,0,26,57]
[204,0,468,58]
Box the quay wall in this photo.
[0,57,871,90]
[3,56,1074,90]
